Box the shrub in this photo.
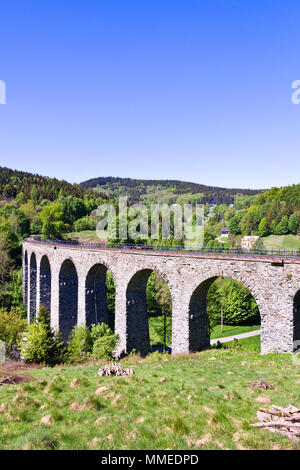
[73,216,96,232]
[0,307,27,346]
[90,323,119,360]
[90,322,113,343]
[67,325,92,361]
[20,305,66,366]
[92,335,120,360]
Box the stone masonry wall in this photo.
[22,240,300,355]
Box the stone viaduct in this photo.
[22,238,300,356]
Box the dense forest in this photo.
[0,167,101,201]
[80,176,263,205]
[204,185,300,247]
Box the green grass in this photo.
[148,316,260,345]
[0,340,299,450]
[262,235,300,251]
[149,316,172,347]
[64,231,100,242]
[210,324,260,340]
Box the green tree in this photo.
[40,202,68,239]
[288,214,298,235]
[270,220,277,234]
[274,216,289,235]
[229,214,242,235]
[207,278,260,327]
[20,305,66,366]
[258,218,269,237]
[30,185,39,206]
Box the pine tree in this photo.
[22,305,66,366]
[258,218,269,237]
[288,214,298,235]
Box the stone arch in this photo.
[85,264,111,328]
[40,255,51,313]
[293,290,300,351]
[59,259,78,341]
[29,252,37,323]
[188,275,261,352]
[126,268,173,356]
[23,250,28,309]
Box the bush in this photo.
[90,322,112,342]
[92,335,119,360]
[90,323,119,360]
[20,305,66,366]
[0,307,27,346]
[73,216,96,232]
[67,325,92,360]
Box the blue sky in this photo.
[0,0,300,189]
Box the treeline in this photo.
[0,166,106,201]
[0,167,109,313]
[80,176,263,205]
[228,185,300,237]
[203,185,300,248]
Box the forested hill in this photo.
[0,167,105,201]
[80,176,263,205]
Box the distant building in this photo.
[241,235,261,250]
[221,227,229,237]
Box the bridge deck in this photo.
[23,238,300,264]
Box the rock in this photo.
[95,416,107,425]
[95,386,108,395]
[40,415,54,426]
[70,378,80,388]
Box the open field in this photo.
[262,235,300,251]
[0,338,299,450]
[64,231,100,242]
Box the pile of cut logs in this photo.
[98,362,134,377]
[251,405,300,441]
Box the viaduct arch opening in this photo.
[85,264,115,330]
[293,290,300,351]
[126,269,172,356]
[29,252,37,323]
[40,255,51,313]
[59,259,78,342]
[189,276,261,352]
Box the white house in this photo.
[241,235,261,250]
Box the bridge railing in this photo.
[23,237,300,260]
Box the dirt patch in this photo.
[0,373,32,386]
[0,361,39,386]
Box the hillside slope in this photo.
[80,176,263,205]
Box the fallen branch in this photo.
[251,405,300,441]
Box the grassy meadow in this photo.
[0,337,299,450]
[262,235,300,251]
